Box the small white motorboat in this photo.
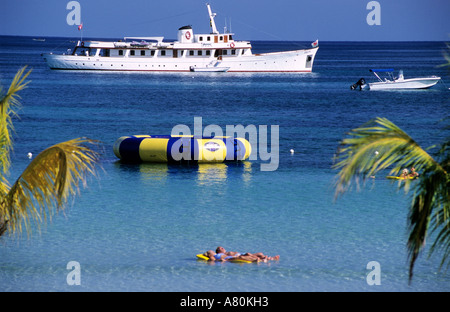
[190,66,230,72]
[189,65,230,72]
[367,69,441,90]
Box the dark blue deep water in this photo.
[0,36,449,291]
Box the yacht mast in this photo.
[207,3,219,34]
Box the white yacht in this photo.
[367,69,441,90]
[42,4,318,73]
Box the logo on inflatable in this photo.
[204,141,220,152]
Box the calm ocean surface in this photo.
[0,36,449,292]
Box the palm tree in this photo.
[333,117,449,282]
[440,43,450,68]
[0,66,99,238]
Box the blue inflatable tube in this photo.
[113,135,251,163]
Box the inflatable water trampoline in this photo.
[113,135,251,163]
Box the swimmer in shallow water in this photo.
[204,250,256,262]
[203,246,279,262]
[400,168,409,178]
[409,167,419,178]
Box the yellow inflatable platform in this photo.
[386,176,417,180]
[113,135,251,163]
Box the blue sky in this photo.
[1,0,449,41]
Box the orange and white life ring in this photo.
[230,42,235,48]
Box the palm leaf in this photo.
[0,66,32,177]
[407,168,449,282]
[333,117,443,197]
[0,138,99,237]
[424,143,450,276]
[438,42,450,69]
[333,117,449,281]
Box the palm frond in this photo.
[424,145,450,276]
[333,117,443,198]
[333,117,449,282]
[438,42,450,69]
[407,168,449,282]
[0,66,32,175]
[0,138,99,237]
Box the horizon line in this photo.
[0,34,448,43]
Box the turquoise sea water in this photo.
[0,37,449,292]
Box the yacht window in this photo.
[229,35,233,40]
[219,36,223,41]
[207,36,211,41]
[223,50,227,55]
[189,50,194,56]
[231,49,236,55]
[141,50,145,56]
[206,50,211,56]
[199,37,203,41]
[151,50,155,56]
[130,50,135,56]
[118,50,123,56]
[161,50,166,56]
[198,50,202,56]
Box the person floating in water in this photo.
[203,246,279,262]
[399,168,409,178]
[409,167,419,178]
[399,167,419,179]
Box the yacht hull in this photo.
[42,47,318,73]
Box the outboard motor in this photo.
[351,78,366,90]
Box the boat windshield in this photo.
[370,69,395,82]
